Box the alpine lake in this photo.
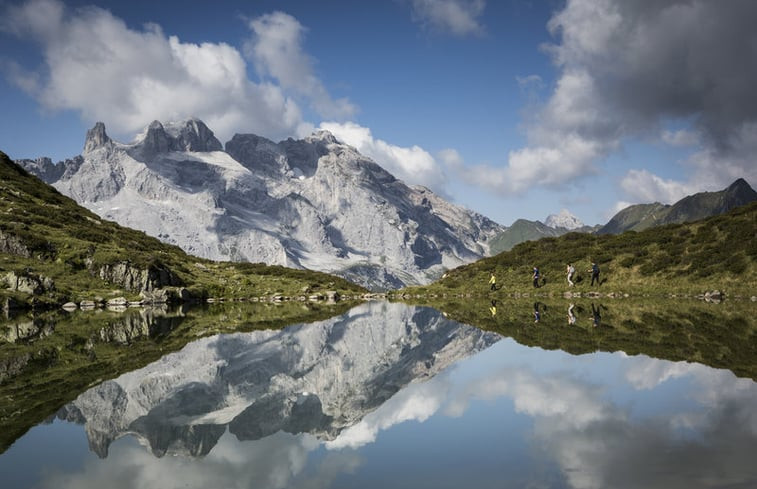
[1,296,756,489]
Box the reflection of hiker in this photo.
[591,303,602,327]
[533,302,541,322]
[566,263,575,287]
[532,267,540,288]
[489,300,497,317]
[567,303,576,325]
[589,262,601,286]
[489,272,497,291]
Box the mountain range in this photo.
[596,178,757,234]
[488,179,756,253]
[489,214,600,254]
[15,120,756,290]
[19,120,503,290]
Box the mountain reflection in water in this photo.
[1,300,756,489]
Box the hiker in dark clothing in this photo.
[533,302,541,323]
[589,262,600,286]
[532,267,540,288]
[591,303,602,327]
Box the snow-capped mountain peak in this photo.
[544,209,584,230]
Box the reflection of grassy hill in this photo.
[416,297,757,381]
[0,301,355,453]
[0,151,365,307]
[402,201,757,297]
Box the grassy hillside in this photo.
[597,178,757,234]
[401,201,757,297]
[0,151,366,307]
[597,202,669,234]
[489,219,563,254]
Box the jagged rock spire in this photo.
[139,119,223,155]
[84,122,111,153]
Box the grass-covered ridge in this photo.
[402,201,757,297]
[0,151,366,306]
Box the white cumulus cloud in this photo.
[0,0,352,144]
[244,11,356,120]
[619,169,695,204]
[504,0,757,198]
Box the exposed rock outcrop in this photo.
[0,230,31,258]
[96,262,181,292]
[2,271,54,294]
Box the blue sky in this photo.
[1,0,756,226]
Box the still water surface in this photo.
[1,301,756,488]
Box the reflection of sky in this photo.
[3,328,757,488]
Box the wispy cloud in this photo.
[408,0,486,37]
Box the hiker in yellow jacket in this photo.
[489,272,497,291]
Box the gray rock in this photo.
[3,271,54,295]
[97,262,180,293]
[0,230,31,258]
[84,122,111,153]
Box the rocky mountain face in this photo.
[544,209,584,230]
[18,120,503,290]
[597,179,757,234]
[56,302,500,458]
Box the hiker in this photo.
[533,302,541,323]
[489,300,497,317]
[532,267,540,288]
[567,303,576,325]
[489,272,497,291]
[566,263,575,287]
[589,262,601,286]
